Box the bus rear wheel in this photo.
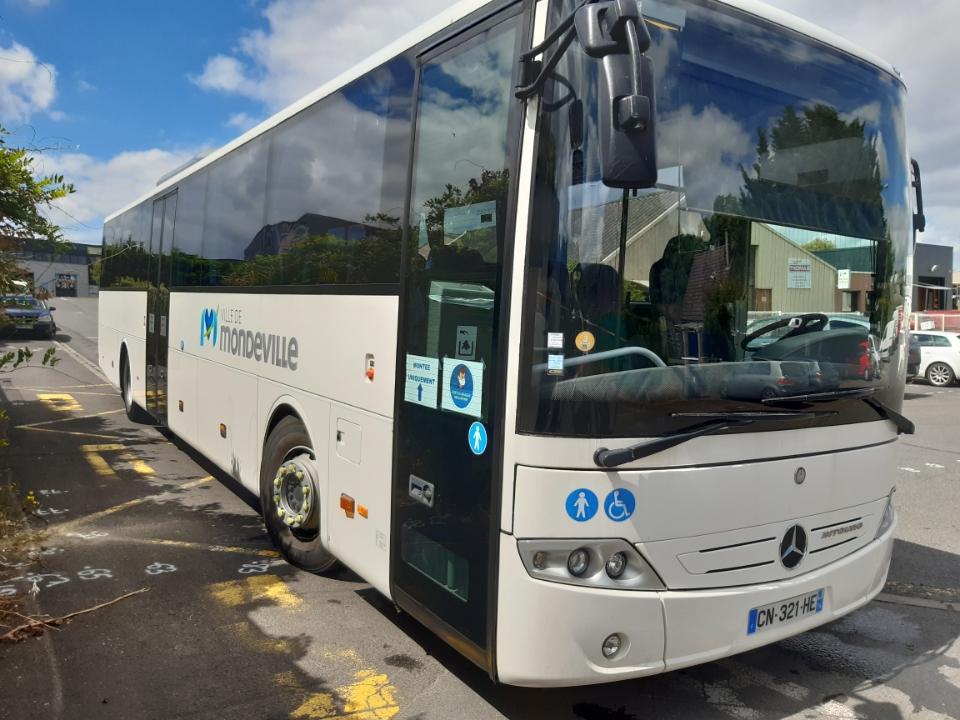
[260,416,337,573]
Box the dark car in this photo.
[0,295,57,339]
[750,328,877,384]
[906,333,921,382]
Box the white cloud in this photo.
[191,55,256,96]
[0,40,57,124]
[190,0,453,110]
[77,78,96,93]
[226,111,258,130]
[35,148,198,245]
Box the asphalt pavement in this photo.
[0,297,958,720]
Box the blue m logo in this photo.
[200,307,218,347]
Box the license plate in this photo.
[16,323,34,329]
[747,588,824,635]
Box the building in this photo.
[913,242,954,311]
[10,240,101,297]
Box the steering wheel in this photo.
[741,313,829,351]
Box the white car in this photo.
[912,330,960,386]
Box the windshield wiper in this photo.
[593,411,833,468]
[763,387,915,434]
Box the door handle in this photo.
[408,475,434,508]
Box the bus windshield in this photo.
[519,0,912,438]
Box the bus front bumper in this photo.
[495,516,895,687]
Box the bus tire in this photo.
[260,416,337,573]
[120,350,153,424]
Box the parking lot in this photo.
[1,297,958,720]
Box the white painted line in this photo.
[898,467,921,473]
[53,340,108,382]
[925,462,945,469]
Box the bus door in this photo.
[391,5,526,673]
[146,191,176,422]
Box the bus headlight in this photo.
[605,551,627,579]
[567,548,590,577]
[517,539,664,591]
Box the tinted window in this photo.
[932,336,952,348]
[101,203,152,288]
[209,58,416,288]
[520,0,911,438]
[202,137,269,286]
[172,172,207,286]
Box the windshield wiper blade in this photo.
[762,387,915,434]
[593,411,831,468]
[762,387,877,404]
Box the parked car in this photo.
[911,331,960,387]
[906,334,921,382]
[720,360,823,400]
[0,295,57,339]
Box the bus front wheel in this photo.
[260,416,337,573]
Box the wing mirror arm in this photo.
[515,0,658,189]
[911,158,926,238]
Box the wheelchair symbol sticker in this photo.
[604,489,636,522]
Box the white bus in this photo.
[98,0,924,687]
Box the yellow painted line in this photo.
[224,621,294,654]
[15,407,125,429]
[84,449,120,479]
[122,453,154,476]
[78,443,154,476]
[289,669,399,720]
[36,393,82,412]
[208,575,302,609]
[53,475,214,532]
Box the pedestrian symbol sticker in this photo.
[468,421,487,456]
[604,489,636,522]
[565,488,598,522]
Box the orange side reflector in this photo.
[358,504,368,519]
[366,368,375,381]
[340,494,355,518]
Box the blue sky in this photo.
[2,0,958,263]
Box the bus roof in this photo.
[104,0,901,225]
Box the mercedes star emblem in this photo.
[780,525,807,569]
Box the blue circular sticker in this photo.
[604,489,636,522]
[565,488,598,522]
[449,364,474,409]
[468,421,487,456]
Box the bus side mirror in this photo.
[912,158,926,238]
[575,0,658,189]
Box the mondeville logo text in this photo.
[200,307,299,371]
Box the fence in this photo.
[911,312,960,333]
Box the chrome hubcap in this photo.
[930,365,950,385]
[272,453,318,530]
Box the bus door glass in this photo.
[391,8,524,666]
[147,191,176,420]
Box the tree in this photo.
[0,125,75,292]
[803,238,836,252]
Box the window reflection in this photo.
[519,0,912,438]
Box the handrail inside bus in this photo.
[533,345,666,373]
